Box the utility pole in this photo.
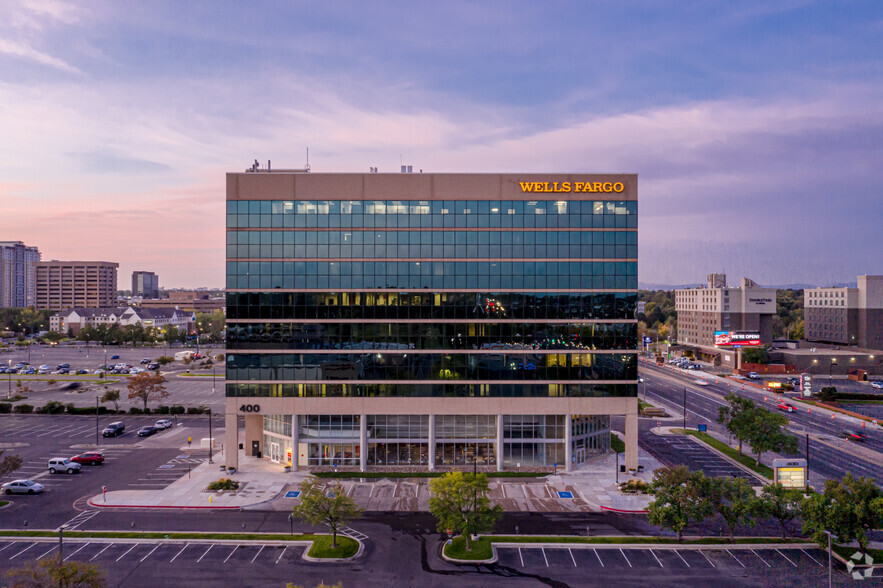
[683,388,687,430]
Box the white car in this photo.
[2,480,44,495]
[870,381,883,390]
[48,457,81,474]
[154,419,173,430]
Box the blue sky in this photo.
[0,0,881,287]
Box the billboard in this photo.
[714,331,762,347]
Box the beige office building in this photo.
[805,275,883,349]
[224,171,639,473]
[35,261,118,310]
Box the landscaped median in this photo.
[675,428,773,480]
[0,530,361,561]
[441,535,817,564]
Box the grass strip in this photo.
[0,501,8,507]
[832,544,883,561]
[610,433,625,454]
[313,471,547,479]
[679,429,774,479]
[444,536,494,560]
[0,530,322,542]
[307,535,359,558]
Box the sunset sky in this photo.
[1,1,881,288]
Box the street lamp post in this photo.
[683,388,687,431]
[822,530,833,588]
[829,358,836,388]
[95,396,100,446]
[212,365,216,394]
[58,524,69,561]
[615,451,619,484]
[208,408,213,464]
[7,359,11,399]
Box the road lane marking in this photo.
[141,544,161,562]
[518,548,524,567]
[801,549,824,568]
[541,548,548,567]
[726,549,745,567]
[9,543,37,559]
[569,548,577,567]
[619,548,632,568]
[699,550,715,567]
[674,549,690,567]
[90,544,113,560]
[251,545,264,563]
[775,549,797,567]
[224,546,238,563]
[116,544,137,561]
[197,545,213,562]
[649,549,663,567]
[276,547,287,564]
[751,549,771,567]
[170,543,189,562]
[64,543,89,561]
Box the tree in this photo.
[100,389,120,412]
[717,394,756,454]
[428,471,503,551]
[801,473,883,555]
[291,479,362,549]
[742,345,770,365]
[745,409,798,467]
[4,554,106,587]
[0,449,23,479]
[756,483,802,539]
[647,466,711,541]
[126,372,168,411]
[705,476,758,541]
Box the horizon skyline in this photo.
[1,1,881,288]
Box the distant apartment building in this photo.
[132,271,159,299]
[0,241,41,308]
[35,261,118,310]
[675,274,777,365]
[137,290,225,313]
[50,306,195,336]
[805,275,883,350]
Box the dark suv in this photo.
[101,422,125,437]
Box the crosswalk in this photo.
[336,525,369,541]
[61,510,99,530]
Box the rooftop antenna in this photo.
[305,147,310,172]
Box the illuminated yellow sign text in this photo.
[519,181,624,193]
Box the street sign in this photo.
[284,491,300,498]
[773,458,807,489]
[801,373,812,397]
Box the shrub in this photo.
[129,407,144,414]
[170,405,185,415]
[13,404,34,414]
[67,405,112,415]
[156,405,170,414]
[47,379,57,385]
[207,478,239,491]
[156,356,174,365]
[36,401,66,414]
[186,406,204,414]
[620,478,650,494]
[818,387,838,402]
[204,358,213,366]
[0,403,11,413]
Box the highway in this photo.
[637,360,883,489]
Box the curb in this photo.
[440,540,498,565]
[599,505,648,515]
[679,432,771,485]
[87,498,240,510]
[302,537,365,562]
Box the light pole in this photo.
[95,396,100,446]
[683,388,687,431]
[288,513,294,535]
[7,359,10,399]
[615,450,619,484]
[58,524,69,561]
[822,530,833,588]
[208,408,213,464]
[212,365,216,394]
[829,358,836,388]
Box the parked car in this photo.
[102,422,125,437]
[76,368,89,374]
[2,480,44,495]
[870,381,883,390]
[147,363,159,370]
[110,354,120,360]
[71,452,104,466]
[56,368,70,374]
[48,457,81,474]
[140,358,152,364]
[154,419,173,430]
[137,426,157,437]
[56,363,70,369]
[746,372,760,380]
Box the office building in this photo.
[35,261,118,310]
[805,275,883,349]
[0,241,41,308]
[132,271,160,299]
[675,274,777,366]
[225,171,639,473]
[137,290,226,313]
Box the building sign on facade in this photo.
[714,331,762,347]
[518,181,625,193]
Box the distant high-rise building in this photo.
[35,261,118,310]
[132,271,160,299]
[0,241,41,308]
[805,275,883,349]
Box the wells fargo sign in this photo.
[519,181,625,194]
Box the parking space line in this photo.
[37,545,58,560]
[251,545,264,563]
[65,543,90,561]
[726,549,745,568]
[673,549,690,568]
[699,550,715,568]
[224,546,239,563]
[170,543,189,562]
[116,544,137,561]
[276,547,287,564]
[9,543,37,560]
[141,544,161,562]
[0,542,17,553]
[619,548,632,568]
[197,545,213,562]
[775,549,797,567]
[568,548,576,567]
[751,549,771,568]
[593,548,604,567]
[90,544,113,561]
[801,549,824,568]
[541,547,548,567]
[518,548,524,567]
[649,549,663,567]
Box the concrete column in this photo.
[564,414,573,472]
[359,414,367,472]
[291,413,298,472]
[624,406,639,471]
[428,414,436,471]
[225,410,239,470]
[244,414,262,458]
[496,414,504,472]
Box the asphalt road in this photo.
[638,361,883,488]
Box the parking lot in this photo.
[491,545,834,586]
[640,433,759,483]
